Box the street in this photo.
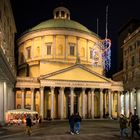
[0,119,139,140]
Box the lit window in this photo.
[26,46,31,59]
[90,49,92,59]
[131,56,135,66]
[70,45,75,56]
[46,44,51,55]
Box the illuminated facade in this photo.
[0,0,16,123]
[113,19,140,117]
[16,7,123,119]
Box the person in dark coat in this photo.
[74,112,82,134]
[25,115,32,136]
[131,114,140,139]
[69,113,75,135]
[119,114,128,139]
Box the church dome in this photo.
[29,19,93,34]
[28,6,96,35]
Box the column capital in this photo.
[70,87,74,91]
[51,87,55,91]
[100,88,103,92]
[60,87,65,90]
[30,88,35,92]
[82,88,86,92]
[59,87,65,93]
[91,88,95,92]
[40,87,44,91]
[21,88,25,92]
[108,89,112,93]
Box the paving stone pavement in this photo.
[0,120,140,140]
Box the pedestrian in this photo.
[25,115,32,136]
[74,112,82,134]
[128,112,133,127]
[69,113,75,135]
[119,114,128,139]
[131,114,140,140]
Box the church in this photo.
[15,7,123,120]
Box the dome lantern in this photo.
[53,7,70,20]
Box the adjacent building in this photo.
[113,19,140,117]
[15,7,123,120]
[0,0,16,123]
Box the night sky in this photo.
[10,0,140,77]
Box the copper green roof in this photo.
[29,19,94,35]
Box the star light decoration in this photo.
[92,38,111,72]
[102,38,111,71]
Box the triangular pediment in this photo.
[40,64,112,83]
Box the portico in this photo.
[16,64,123,119]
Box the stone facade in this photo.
[0,0,16,123]
[113,20,140,117]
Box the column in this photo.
[76,37,79,58]
[60,87,64,119]
[88,91,91,118]
[100,89,103,118]
[86,40,88,62]
[136,89,140,117]
[21,88,25,109]
[51,87,55,119]
[3,82,7,115]
[70,88,74,115]
[53,35,56,58]
[129,90,134,114]
[65,36,68,60]
[117,91,121,117]
[40,87,44,118]
[91,88,95,119]
[0,82,4,122]
[108,89,112,118]
[104,91,107,117]
[125,91,129,117]
[82,88,86,118]
[31,88,35,111]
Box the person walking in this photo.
[69,113,75,135]
[74,112,82,134]
[25,115,32,136]
[131,114,140,140]
[119,114,128,139]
